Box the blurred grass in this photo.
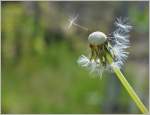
[2,41,108,113]
[1,1,149,114]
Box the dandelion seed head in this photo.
[88,31,107,45]
[77,17,132,77]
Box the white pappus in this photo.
[112,17,132,68]
[77,17,132,78]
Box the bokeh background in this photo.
[1,1,149,114]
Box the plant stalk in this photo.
[106,52,148,114]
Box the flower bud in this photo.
[88,31,107,45]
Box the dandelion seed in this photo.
[67,14,89,31]
[77,55,90,67]
[88,59,105,78]
[113,30,130,43]
[67,14,79,30]
[115,17,132,32]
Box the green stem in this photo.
[106,52,148,114]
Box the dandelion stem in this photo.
[106,52,148,113]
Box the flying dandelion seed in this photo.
[77,17,132,77]
[67,14,89,31]
[67,14,79,30]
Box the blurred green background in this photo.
[1,1,149,114]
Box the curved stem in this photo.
[106,52,148,113]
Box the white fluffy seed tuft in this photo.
[111,17,132,68]
[77,55,90,67]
